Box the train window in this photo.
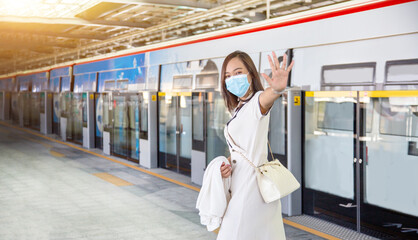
[116,79,128,90]
[173,75,193,89]
[322,62,376,86]
[192,92,205,151]
[317,99,373,133]
[195,59,219,90]
[385,59,418,84]
[147,66,159,91]
[379,98,418,137]
[61,76,71,92]
[195,73,219,89]
[206,92,230,165]
[104,80,116,91]
[317,101,354,131]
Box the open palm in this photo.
[261,52,294,93]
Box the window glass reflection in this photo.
[206,92,229,165]
[269,96,285,155]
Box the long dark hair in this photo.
[221,51,264,113]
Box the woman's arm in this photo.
[259,52,294,114]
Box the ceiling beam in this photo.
[0,16,151,29]
[0,37,78,49]
[0,29,107,40]
[105,0,219,9]
[0,43,53,54]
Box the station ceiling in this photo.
[0,0,347,75]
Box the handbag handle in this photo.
[226,125,275,169]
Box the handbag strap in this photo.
[225,125,275,169]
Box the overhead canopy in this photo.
[0,0,347,75]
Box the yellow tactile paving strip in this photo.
[283,219,341,240]
[93,172,133,186]
[0,121,341,240]
[49,149,65,158]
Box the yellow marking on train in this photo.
[360,90,418,98]
[158,92,166,96]
[50,149,65,158]
[178,92,192,97]
[305,91,356,98]
[93,172,133,186]
[0,121,201,192]
[306,90,418,98]
[283,219,341,240]
[294,96,301,106]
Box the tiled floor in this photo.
[0,123,325,240]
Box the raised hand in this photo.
[261,51,294,93]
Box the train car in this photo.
[72,53,155,165]
[2,0,417,238]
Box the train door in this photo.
[102,93,112,155]
[111,92,140,163]
[52,93,60,136]
[0,91,10,121]
[20,92,31,127]
[360,92,418,239]
[29,92,41,130]
[60,92,71,140]
[158,92,192,176]
[94,93,105,149]
[60,92,83,144]
[195,91,231,185]
[11,93,19,124]
[304,91,359,229]
[71,93,83,144]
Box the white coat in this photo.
[217,91,286,240]
[196,156,231,231]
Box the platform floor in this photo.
[0,122,355,240]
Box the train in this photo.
[0,0,417,239]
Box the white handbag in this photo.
[227,130,300,203]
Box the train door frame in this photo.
[0,91,11,121]
[137,91,158,169]
[52,91,61,136]
[82,92,95,149]
[110,91,141,164]
[158,91,193,176]
[358,92,418,238]
[301,91,418,238]
[40,92,53,135]
[94,92,104,150]
[303,91,361,232]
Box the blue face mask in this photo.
[225,74,250,98]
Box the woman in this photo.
[217,50,294,240]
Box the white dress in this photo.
[217,91,286,240]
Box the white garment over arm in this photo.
[196,156,231,231]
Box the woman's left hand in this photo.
[261,52,294,93]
